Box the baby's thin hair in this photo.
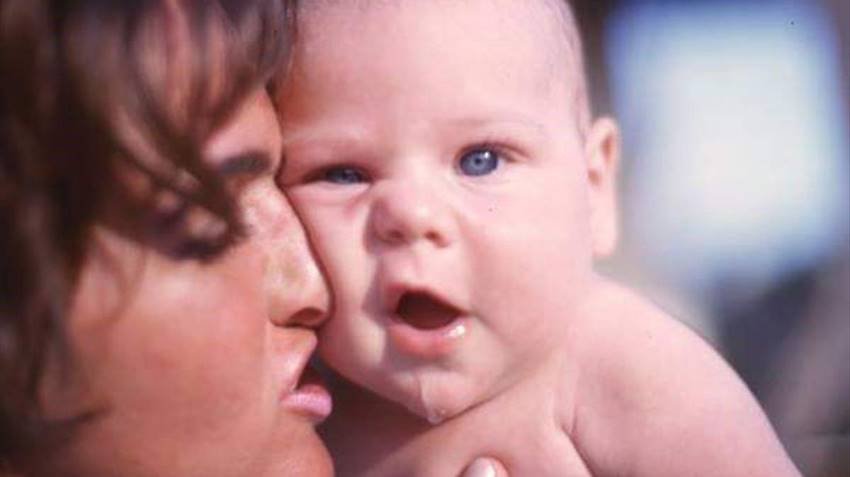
[548,0,592,140]
[294,0,593,139]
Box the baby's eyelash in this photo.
[458,139,517,162]
[305,163,369,184]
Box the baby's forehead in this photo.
[296,0,590,123]
[301,0,580,61]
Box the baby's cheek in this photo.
[470,216,588,329]
[303,205,374,294]
[317,313,378,382]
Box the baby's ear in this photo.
[585,117,620,258]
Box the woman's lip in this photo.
[280,365,333,424]
[386,315,468,359]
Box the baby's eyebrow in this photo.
[279,117,548,152]
[280,126,366,151]
[442,116,545,131]
[439,116,549,139]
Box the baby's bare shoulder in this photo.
[574,282,732,404]
[569,281,800,476]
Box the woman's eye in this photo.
[322,167,366,184]
[458,149,500,176]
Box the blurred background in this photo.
[572,0,849,475]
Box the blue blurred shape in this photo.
[608,0,850,295]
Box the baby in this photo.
[276,0,801,475]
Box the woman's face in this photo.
[38,92,334,477]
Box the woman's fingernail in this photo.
[465,458,497,477]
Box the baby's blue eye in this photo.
[323,167,365,184]
[459,149,500,176]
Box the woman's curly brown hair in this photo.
[0,0,291,463]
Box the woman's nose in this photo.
[369,180,455,248]
[266,214,330,329]
[279,252,329,329]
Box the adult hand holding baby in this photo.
[461,457,509,477]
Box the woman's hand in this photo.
[459,457,508,477]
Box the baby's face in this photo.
[278,0,618,421]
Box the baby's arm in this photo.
[571,285,801,476]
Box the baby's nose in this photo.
[370,181,455,248]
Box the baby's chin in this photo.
[389,369,487,425]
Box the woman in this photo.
[1,0,335,474]
[0,0,507,475]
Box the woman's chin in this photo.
[267,424,335,477]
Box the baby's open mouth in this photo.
[395,291,462,330]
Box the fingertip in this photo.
[461,457,507,477]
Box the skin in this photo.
[278,0,613,423]
[279,0,616,422]
[36,92,335,477]
[277,0,801,475]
